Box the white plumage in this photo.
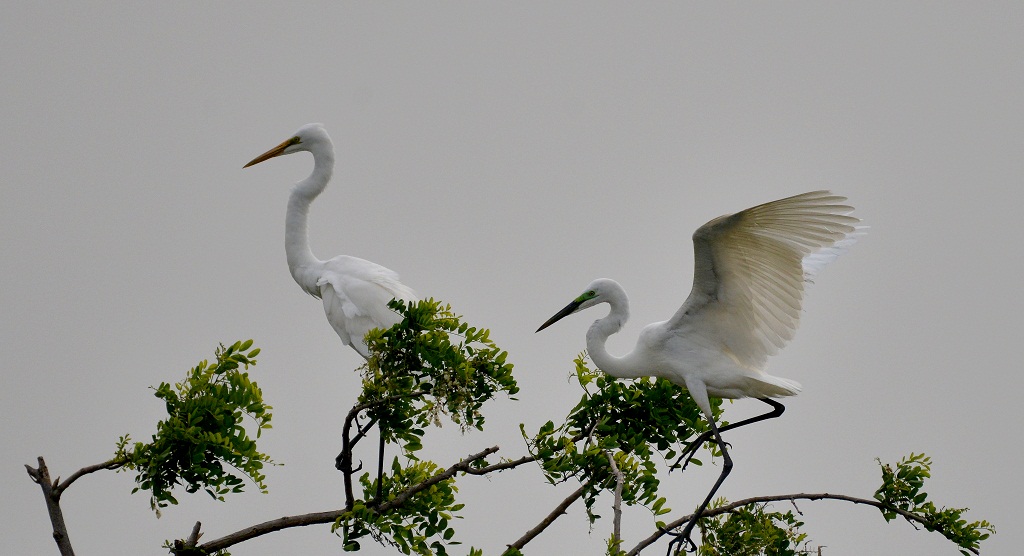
[245,123,417,359]
[537,191,862,552]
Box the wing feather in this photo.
[316,255,418,357]
[668,191,862,369]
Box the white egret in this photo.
[244,124,418,484]
[243,123,417,359]
[536,191,862,553]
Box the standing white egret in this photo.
[536,191,862,553]
[244,124,418,485]
[244,123,417,359]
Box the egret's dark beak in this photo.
[244,136,299,168]
[536,299,583,332]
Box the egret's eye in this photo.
[586,290,596,297]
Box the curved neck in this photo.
[586,296,646,379]
[285,146,334,291]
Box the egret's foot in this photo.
[669,438,705,473]
[670,435,731,473]
[663,528,698,555]
[335,452,363,473]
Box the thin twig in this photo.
[463,453,537,475]
[606,450,624,547]
[503,485,586,554]
[625,492,980,556]
[51,458,124,498]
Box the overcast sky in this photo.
[3,3,1021,555]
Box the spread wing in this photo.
[666,191,862,369]
[317,255,418,358]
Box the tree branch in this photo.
[503,485,586,555]
[464,453,537,475]
[196,445,499,553]
[51,458,124,498]
[605,451,624,547]
[625,492,979,555]
[371,446,500,513]
[24,457,76,556]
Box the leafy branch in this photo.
[116,340,273,514]
[25,340,271,556]
[359,298,519,452]
[525,356,994,555]
[333,298,520,553]
[25,318,994,556]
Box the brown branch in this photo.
[24,457,76,556]
[470,430,588,476]
[464,453,537,474]
[605,451,624,547]
[192,510,344,552]
[503,485,586,554]
[626,492,978,556]
[51,458,124,498]
[170,521,205,553]
[197,445,499,553]
[372,446,499,513]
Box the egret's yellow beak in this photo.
[244,136,300,168]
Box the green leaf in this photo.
[122,341,274,513]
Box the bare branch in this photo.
[194,510,344,552]
[169,521,205,553]
[197,446,499,553]
[626,492,979,556]
[185,521,203,546]
[503,485,586,554]
[606,451,624,547]
[51,458,124,498]
[464,453,537,475]
[25,457,76,556]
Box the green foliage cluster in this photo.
[360,298,519,453]
[338,299,517,553]
[874,453,995,555]
[695,500,807,556]
[526,355,721,525]
[338,459,462,555]
[116,340,273,513]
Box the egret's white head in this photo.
[536,278,623,332]
[243,123,331,168]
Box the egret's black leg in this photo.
[665,415,732,555]
[664,398,786,554]
[671,398,785,472]
[375,435,386,502]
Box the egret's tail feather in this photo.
[744,374,802,398]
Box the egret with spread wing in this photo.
[536,191,862,553]
[244,123,417,359]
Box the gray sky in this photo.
[3,3,1021,555]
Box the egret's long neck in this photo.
[285,145,334,292]
[586,295,647,379]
